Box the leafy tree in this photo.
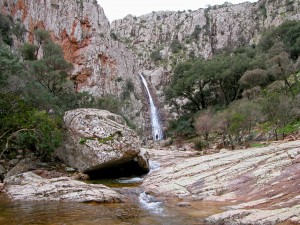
[212,108,245,149]
[0,13,13,46]
[34,28,51,48]
[267,51,295,96]
[259,91,298,140]
[167,115,195,138]
[195,109,213,142]
[20,43,38,60]
[0,46,22,88]
[0,94,62,159]
[97,95,121,114]
[229,99,262,134]
[239,68,269,89]
[27,39,73,96]
[259,20,300,60]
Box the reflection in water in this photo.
[0,194,227,225]
[117,177,144,184]
[0,174,227,225]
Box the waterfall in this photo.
[140,74,164,141]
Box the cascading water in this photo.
[140,74,164,141]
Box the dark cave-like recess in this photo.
[86,160,149,179]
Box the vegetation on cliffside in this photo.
[0,13,124,160]
[166,20,300,149]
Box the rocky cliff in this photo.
[111,0,300,104]
[1,0,300,137]
[0,0,146,132]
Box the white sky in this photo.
[97,0,258,22]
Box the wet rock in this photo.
[4,172,122,203]
[57,108,149,175]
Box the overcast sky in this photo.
[97,0,258,22]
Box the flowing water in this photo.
[0,161,227,224]
[140,74,164,141]
[0,195,226,225]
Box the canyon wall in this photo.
[1,0,299,137]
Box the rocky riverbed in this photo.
[142,140,300,224]
[0,133,299,224]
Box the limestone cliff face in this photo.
[111,0,300,104]
[0,0,146,130]
[1,0,300,137]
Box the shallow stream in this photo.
[0,161,226,225]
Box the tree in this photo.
[20,43,38,60]
[267,51,295,96]
[230,99,262,134]
[34,28,51,49]
[212,108,246,149]
[0,13,13,46]
[27,39,73,96]
[259,91,298,140]
[0,46,22,88]
[195,109,213,142]
[239,68,269,89]
[0,94,62,159]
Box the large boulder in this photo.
[4,172,122,203]
[56,108,149,176]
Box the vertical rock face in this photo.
[0,0,146,130]
[1,0,300,135]
[111,0,300,104]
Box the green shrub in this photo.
[192,137,208,150]
[150,50,162,61]
[0,94,63,159]
[170,39,183,54]
[97,95,121,114]
[21,43,38,60]
[191,25,201,40]
[110,32,118,40]
[168,115,195,138]
[0,13,13,46]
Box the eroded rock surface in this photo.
[143,140,300,224]
[57,108,149,175]
[4,172,122,203]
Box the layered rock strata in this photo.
[143,140,300,224]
